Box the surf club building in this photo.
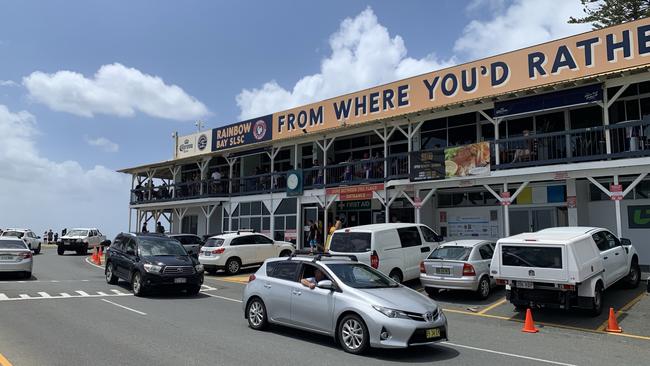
[120,19,650,269]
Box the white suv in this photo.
[199,232,295,275]
[58,228,106,255]
[1,229,41,254]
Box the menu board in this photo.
[409,149,445,182]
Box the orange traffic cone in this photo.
[605,308,622,333]
[91,247,98,263]
[97,247,103,265]
[522,308,539,333]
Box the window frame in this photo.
[397,227,423,248]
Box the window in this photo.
[501,246,562,268]
[111,236,125,252]
[204,238,224,247]
[267,262,299,281]
[419,226,439,242]
[181,215,198,234]
[254,235,274,244]
[429,246,471,261]
[601,231,621,249]
[124,239,136,255]
[478,245,494,260]
[397,227,422,248]
[593,232,609,251]
[329,232,371,253]
[230,237,255,246]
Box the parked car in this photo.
[104,232,204,296]
[490,227,640,316]
[1,228,41,254]
[328,223,443,283]
[58,228,106,255]
[243,254,448,354]
[0,237,33,278]
[168,234,203,257]
[420,240,496,299]
[199,231,294,275]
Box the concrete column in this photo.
[566,178,578,226]
[614,175,622,237]
[503,183,510,237]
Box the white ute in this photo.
[490,227,641,316]
[58,228,107,255]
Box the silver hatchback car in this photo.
[243,254,448,354]
[0,237,33,278]
[419,240,496,299]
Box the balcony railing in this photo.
[130,120,650,204]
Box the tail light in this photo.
[496,279,507,285]
[249,274,256,282]
[560,284,575,291]
[20,252,32,259]
[212,247,225,254]
[462,263,476,276]
[370,250,379,269]
[419,261,425,273]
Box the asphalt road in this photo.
[1,249,649,366]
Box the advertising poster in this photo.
[212,114,273,151]
[409,149,445,182]
[448,215,494,238]
[444,142,491,178]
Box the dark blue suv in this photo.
[105,233,204,296]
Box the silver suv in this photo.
[242,254,448,354]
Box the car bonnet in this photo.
[354,286,438,314]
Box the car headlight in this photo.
[372,305,410,319]
[195,264,204,272]
[143,263,163,273]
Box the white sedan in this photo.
[199,232,295,275]
[0,237,33,278]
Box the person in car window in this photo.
[301,268,325,290]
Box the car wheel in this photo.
[34,244,41,255]
[338,314,369,354]
[132,272,146,297]
[105,263,118,285]
[279,250,292,257]
[225,258,241,275]
[424,287,439,298]
[81,244,88,255]
[57,246,64,255]
[590,283,603,317]
[625,262,641,289]
[476,276,491,300]
[247,298,268,330]
[206,269,218,275]
[186,285,201,296]
[24,271,32,279]
[388,269,403,284]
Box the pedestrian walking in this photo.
[307,220,317,253]
[47,229,53,244]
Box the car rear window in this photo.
[502,246,562,269]
[0,240,27,249]
[2,231,24,238]
[429,246,471,261]
[329,232,371,253]
[204,238,224,247]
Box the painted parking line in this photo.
[203,292,243,303]
[596,291,647,331]
[0,353,12,366]
[443,342,577,366]
[101,299,147,315]
[478,297,507,314]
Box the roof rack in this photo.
[288,251,358,262]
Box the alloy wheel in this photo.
[133,273,141,294]
[341,319,364,350]
[249,301,264,327]
[228,260,240,274]
[480,279,490,298]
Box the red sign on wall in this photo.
[327,183,385,201]
[567,196,577,208]
[500,191,511,206]
[610,184,623,201]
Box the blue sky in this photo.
[0,1,590,237]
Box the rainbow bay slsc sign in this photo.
[272,19,650,141]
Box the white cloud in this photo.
[0,80,18,87]
[236,7,455,119]
[23,63,209,121]
[85,136,119,153]
[454,0,591,60]
[0,104,130,238]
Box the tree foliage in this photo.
[569,0,650,29]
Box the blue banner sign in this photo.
[212,114,273,151]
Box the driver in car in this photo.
[301,268,325,289]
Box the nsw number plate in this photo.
[426,328,441,339]
[0,255,13,261]
[516,281,534,289]
[174,278,187,284]
[435,268,450,275]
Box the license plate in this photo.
[516,281,534,289]
[174,278,187,284]
[435,267,451,275]
[0,255,13,261]
[425,328,441,339]
[202,252,210,257]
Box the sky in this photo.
[0,0,592,238]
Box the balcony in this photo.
[130,120,650,205]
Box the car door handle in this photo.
[263,283,272,289]
[421,247,431,253]
[604,256,609,260]
[615,252,619,256]
[292,290,302,295]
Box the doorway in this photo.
[509,207,565,235]
[302,206,322,247]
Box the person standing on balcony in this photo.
[211,169,222,193]
[362,152,371,180]
[141,222,148,233]
[156,221,164,234]
[314,159,323,185]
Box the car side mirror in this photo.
[37,236,41,239]
[434,234,444,242]
[317,280,335,291]
[620,238,631,246]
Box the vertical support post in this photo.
[503,182,510,237]
[296,196,302,249]
[603,87,612,155]
[383,124,388,180]
[614,175,622,237]
[414,189,421,224]
[566,178,578,226]
[128,208,132,232]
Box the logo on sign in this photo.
[253,119,267,140]
[178,138,194,152]
[197,134,208,150]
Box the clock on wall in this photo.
[286,170,303,196]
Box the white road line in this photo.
[60,293,71,297]
[111,289,127,295]
[443,342,578,366]
[75,291,90,297]
[19,294,30,299]
[203,292,243,303]
[96,291,108,296]
[50,280,60,283]
[37,292,51,298]
[100,299,147,315]
[0,294,8,300]
[85,256,104,269]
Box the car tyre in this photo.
[132,272,146,297]
[247,298,268,330]
[476,276,491,300]
[225,257,241,275]
[624,261,641,289]
[186,285,201,296]
[57,246,64,255]
[388,269,403,284]
[338,314,369,354]
[279,250,292,257]
[24,271,32,279]
[589,282,603,317]
[34,244,41,255]
[424,287,439,298]
[105,263,118,285]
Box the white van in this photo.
[490,227,640,316]
[328,223,443,282]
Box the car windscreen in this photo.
[429,246,472,261]
[2,231,24,238]
[327,263,398,289]
[138,239,187,256]
[66,230,89,237]
[0,240,28,249]
[329,232,371,253]
[501,246,562,269]
[204,238,224,247]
